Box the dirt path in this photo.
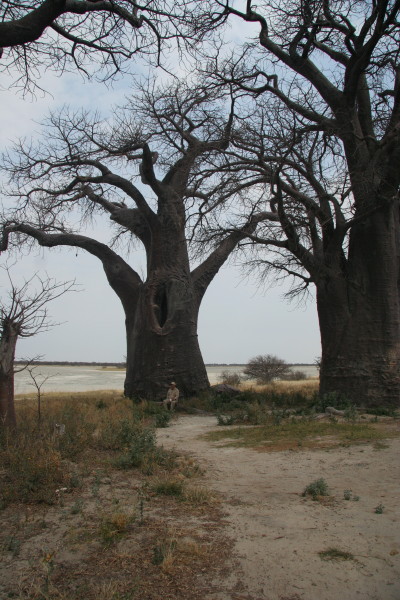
[157,415,400,600]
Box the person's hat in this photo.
[170,381,176,385]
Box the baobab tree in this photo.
[1,81,260,400]
[0,268,75,428]
[199,0,400,406]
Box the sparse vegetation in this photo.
[99,511,135,546]
[0,390,225,600]
[343,490,360,502]
[0,392,180,507]
[375,503,385,514]
[203,418,397,452]
[0,386,397,600]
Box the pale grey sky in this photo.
[0,33,321,366]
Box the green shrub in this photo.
[154,411,172,428]
[302,478,329,500]
[114,426,157,468]
[52,403,95,459]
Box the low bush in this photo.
[302,478,330,500]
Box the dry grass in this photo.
[0,392,228,600]
[0,391,182,506]
[239,377,319,396]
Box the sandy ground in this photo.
[157,415,400,600]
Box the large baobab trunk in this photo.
[0,322,18,428]
[122,211,210,399]
[124,275,208,400]
[317,206,400,407]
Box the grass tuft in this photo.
[152,477,185,497]
[319,547,354,561]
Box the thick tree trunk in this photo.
[124,276,209,400]
[0,323,18,428]
[317,206,400,407]
[0,372,16,429]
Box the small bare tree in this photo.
[0,267,75,429]
[243,354,290,384]
[26,363,57,424]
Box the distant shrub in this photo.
[282,369,308,381]
[219,369,242,386]
[243,354,291,383]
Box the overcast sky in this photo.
[0,27,321,366]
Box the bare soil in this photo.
[157,415,400,600]
[1,413,399,600]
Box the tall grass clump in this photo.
[0,432,67,505]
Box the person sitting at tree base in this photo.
[164,381,179,410]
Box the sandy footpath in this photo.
[157,415,400,600]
